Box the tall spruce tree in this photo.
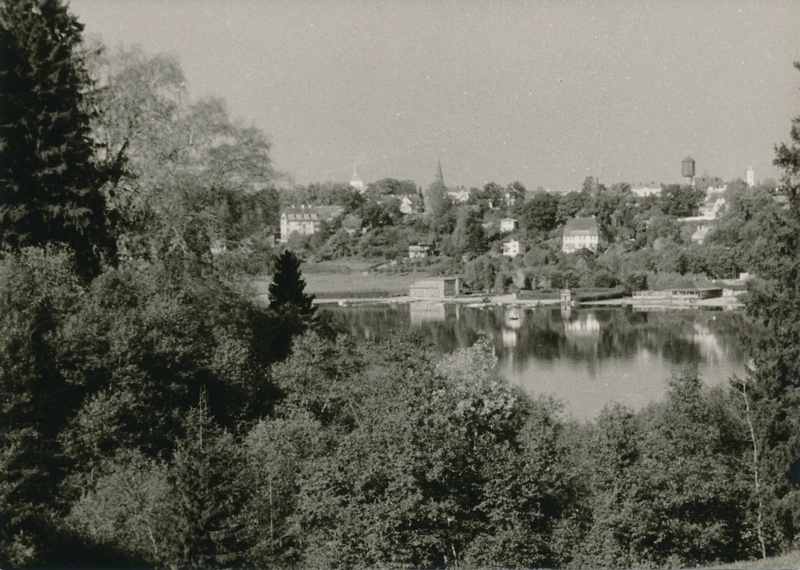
[268,250,315,317]
[744,61,800,550]
[0,0,116,280]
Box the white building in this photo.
[631,184,662,198]
[408,244,433,259]
[562,217,599,254]
[400,195,422,215]
[503,239,524,258]
[746,166,755,188]
[447,189,470,203]
[706,184,728,196]
[500,218,518,233]
[280,205,344,242]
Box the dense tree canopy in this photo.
[366,177,418,197]
[0,0,117,279]
[519,190,559,237]
[89,46,279,268]
[659,184,705,217]
[448,206,487,258]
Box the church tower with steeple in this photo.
[349,163,365,192]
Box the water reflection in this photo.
[322,304,749,419]
[409,301,446,324]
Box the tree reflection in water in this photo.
[321,304,749,419]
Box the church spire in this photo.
[435,159,444,186]
[349,162,364,192]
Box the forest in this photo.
[1,1,799,568]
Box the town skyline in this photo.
[70,0,799,191]
[347,155,757,193]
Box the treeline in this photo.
[1,1,799,568]
[282,172,786,296]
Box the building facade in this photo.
[562,216,599,253]
[447,189,470,203]
[502,239,524,258]
[631,184,662,198]
[342,214,363,235]
[500,218,518,232]
[409,277,461,298]
[408,244,433,259]
[280,206,344,242]
[400,195,422,215]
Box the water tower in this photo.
[746,165,755,188]
[682,155,696,187]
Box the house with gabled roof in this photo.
[562,216,599,253]
[400,194,422,215]
[342,214,363,235]
[500,218,518,233]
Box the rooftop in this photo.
[564,216,599,234]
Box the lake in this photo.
[320,303,750,420]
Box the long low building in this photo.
[632,288,723,301]
[409,277,461,298]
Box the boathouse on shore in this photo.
[632,288,723,302]
[409,277,461,298]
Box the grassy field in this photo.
[253,259,431,299]
[701,550,800,569]
[302,271,423,298]
[300,259,378,274]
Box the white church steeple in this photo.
[350,163,365,192]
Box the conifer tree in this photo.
[160,401,249,569]
[0,0,116,280]
[268,250,316,317]
[744,61,800,550]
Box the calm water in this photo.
[321,303,750,419]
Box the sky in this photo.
[69,0,800,192]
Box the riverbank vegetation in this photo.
[1,2,798,568]
[279,169,784,298]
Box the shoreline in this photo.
[305,293,745,311]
